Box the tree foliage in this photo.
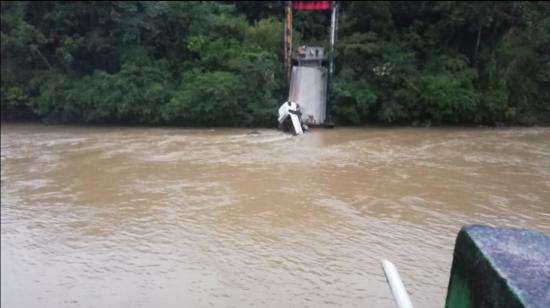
[331,1,549,125]
[1,1,549,126]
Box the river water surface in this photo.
[1,124,549,308]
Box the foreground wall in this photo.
[445,225,550,308]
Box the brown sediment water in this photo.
[1,124,549,307]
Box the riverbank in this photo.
[2,117,548,130]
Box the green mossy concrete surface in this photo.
[445,225,550,308]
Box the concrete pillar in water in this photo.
[288,65,327,126]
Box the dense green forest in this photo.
[1,1,549,126]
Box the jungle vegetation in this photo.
[1,1,549,126]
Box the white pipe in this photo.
[329,2,337,75]
[381,260,414,308]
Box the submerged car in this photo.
[278,101,309,135]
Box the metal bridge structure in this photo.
[283,1,338,126]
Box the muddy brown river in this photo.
[1,124,549,308]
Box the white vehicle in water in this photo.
[278,101,308,135]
